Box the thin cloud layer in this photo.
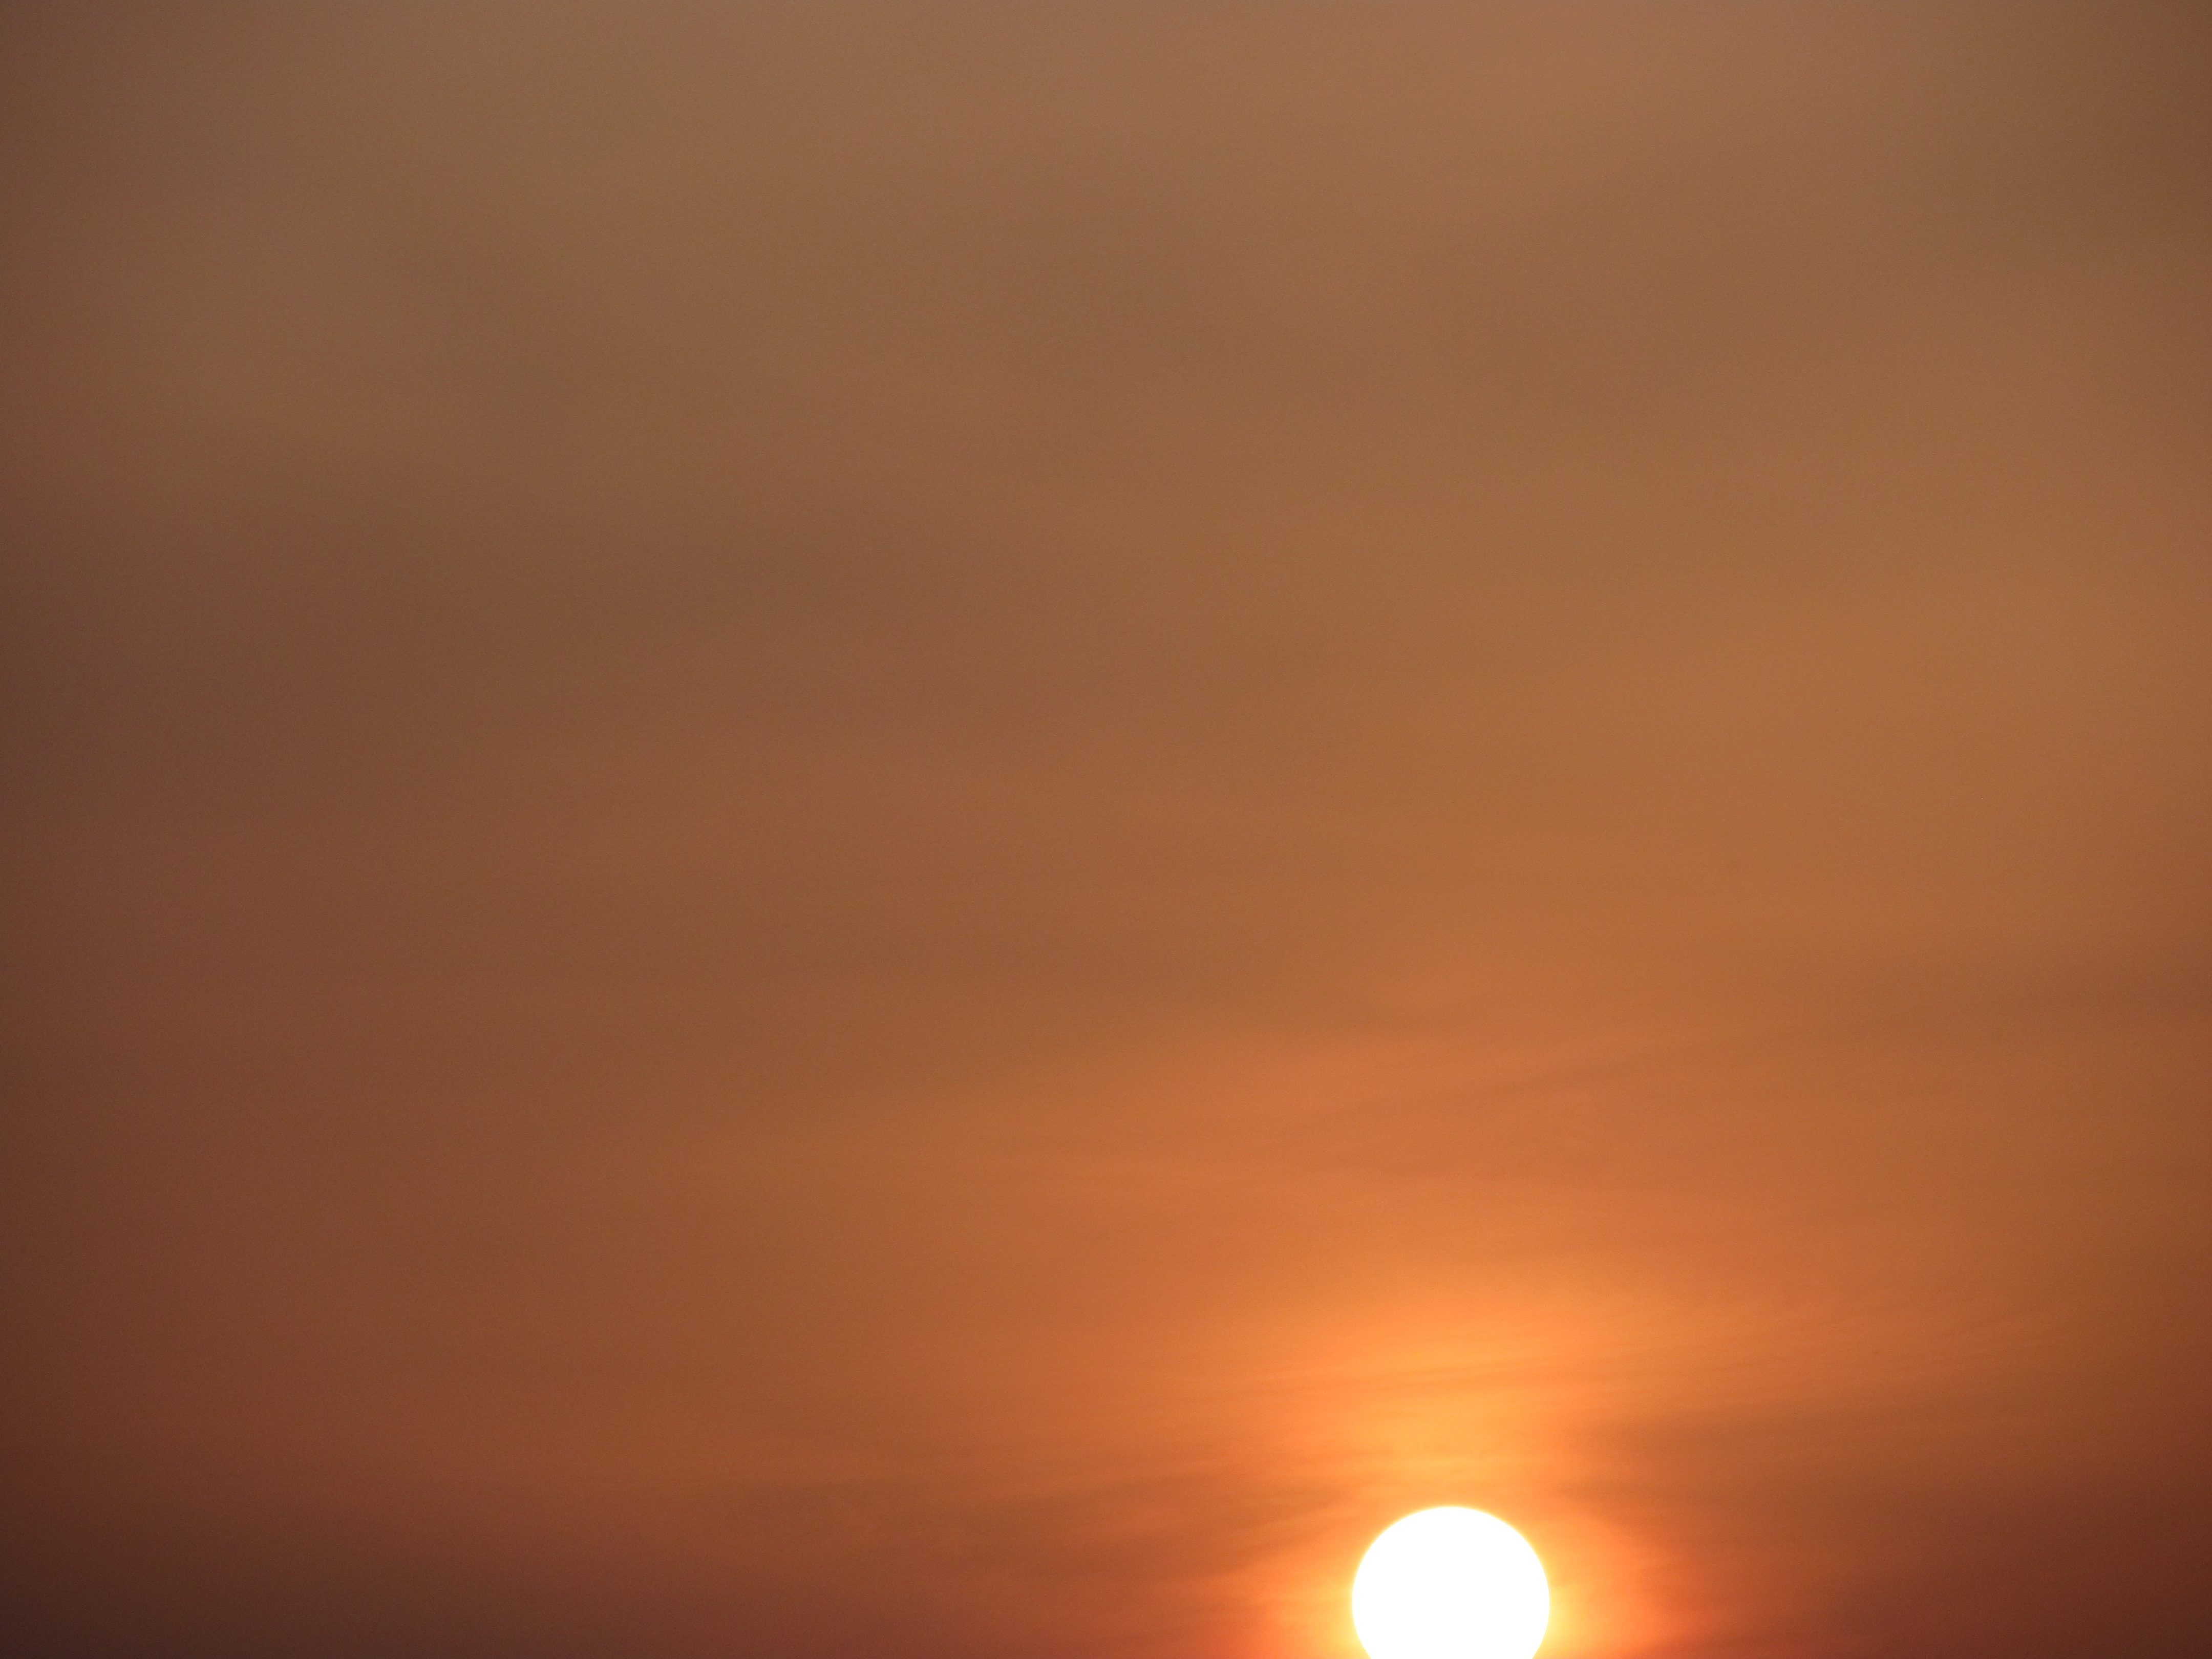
[3,6,2207,1659]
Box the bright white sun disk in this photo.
[1351,1507,1550,1659]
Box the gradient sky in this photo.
[3,6,2208,1659]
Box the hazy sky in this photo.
[3,6,2207,1659]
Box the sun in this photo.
[1351,1507,1550,1659]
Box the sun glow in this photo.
[1352,1508,1550,1659]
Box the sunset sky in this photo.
[3,6,2207,1658]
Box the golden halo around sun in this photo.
[1351,1507,1550,1659]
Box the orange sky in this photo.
[3,6,2207,1658]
